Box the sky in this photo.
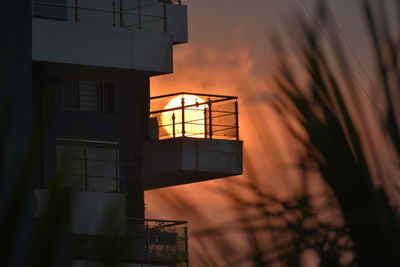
[145,0,398,265]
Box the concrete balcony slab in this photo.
[143,137,243,190]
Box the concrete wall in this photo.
[143,138,243,189]
[33,19,173,73]
[166,4,188,44]
[71,191,125,236]
[34,67,149,218]
[35,189,126,236]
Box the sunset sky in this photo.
[145,0,397,265]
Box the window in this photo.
[59,80,114,113]
[56,140,119,193]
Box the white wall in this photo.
[33,18,173,74]
[166,4,188,44]
[143,138,243,189]
[71,191,125,236]
[35,189,126,236]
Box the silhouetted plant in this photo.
[179,1,400,266]
[271,1,400,265]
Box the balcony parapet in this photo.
[32,18,173,73]
[143,92,243,190]
[32,0,188,43]
[72,218,189,266]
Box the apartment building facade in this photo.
[0,1,242,266]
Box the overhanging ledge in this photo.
[143,137,243,190]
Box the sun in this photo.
[161,94,207,138]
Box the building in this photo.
[0,1,242,266]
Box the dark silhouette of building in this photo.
[0,1,242,266]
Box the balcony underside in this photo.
[143,137,243,190]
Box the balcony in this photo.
[32,0,188,73]
[35,191,188,266]
[143,93,243,190]
[72,218,188,266]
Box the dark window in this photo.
[56,140,119,193]
[59,80,114,113]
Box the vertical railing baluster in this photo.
[181,97,185,137]
[112,0,116,27]
[235,100,239,141]
[208,99,212,139]
[184,225,189,267]
[172,112,176,138]
[146,222,150,264]
[84,145,88,191]
[204,108,207,139]
[115,148,119,193]
[75,0,79,23]
[163,0,167,32]
[119,0,123,27]
[138,0,142,30]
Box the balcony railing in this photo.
[73,218,189,266]
[123,218,188,266]
[149,92,240,140]
[56,139,120,193]
[32,0,182,32]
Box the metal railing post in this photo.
[204,108,207,139]
[172,112,176,138]
[146,222,150,264]
[235,100,239,141]
[84,145,88,191]
[75,0,79,23]
[119,0,123,27]
[208,100,212,139]
[138,0,142,30]
[112,0,116,27]
[181,97,185,137]
[184,225,189,267]
[115,149,120,192]
[163,0,167,32]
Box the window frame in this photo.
[58,79,115,113]
[56,138,120,193]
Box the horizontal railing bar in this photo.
[183,122,236,128]
[150,91,238,100]
[209,127,237,134]
[74,245,148,252]
[57,138,119,145]
[59,174,117,179]
[151,114,235,125]
[120,12,165,19]
[178,117,204,124]
[32,1,166,19]
[127,217,188,224]
[210,124,238,128]
[184,133,205,137]
[122,17,164,28]
[207,110,237,114]
[57,157,117,162]
[184,123,205,126]
[124,1,163,11]
[208,113,236,120]
[150,98,235,114]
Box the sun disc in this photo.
[161,94,206,138]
